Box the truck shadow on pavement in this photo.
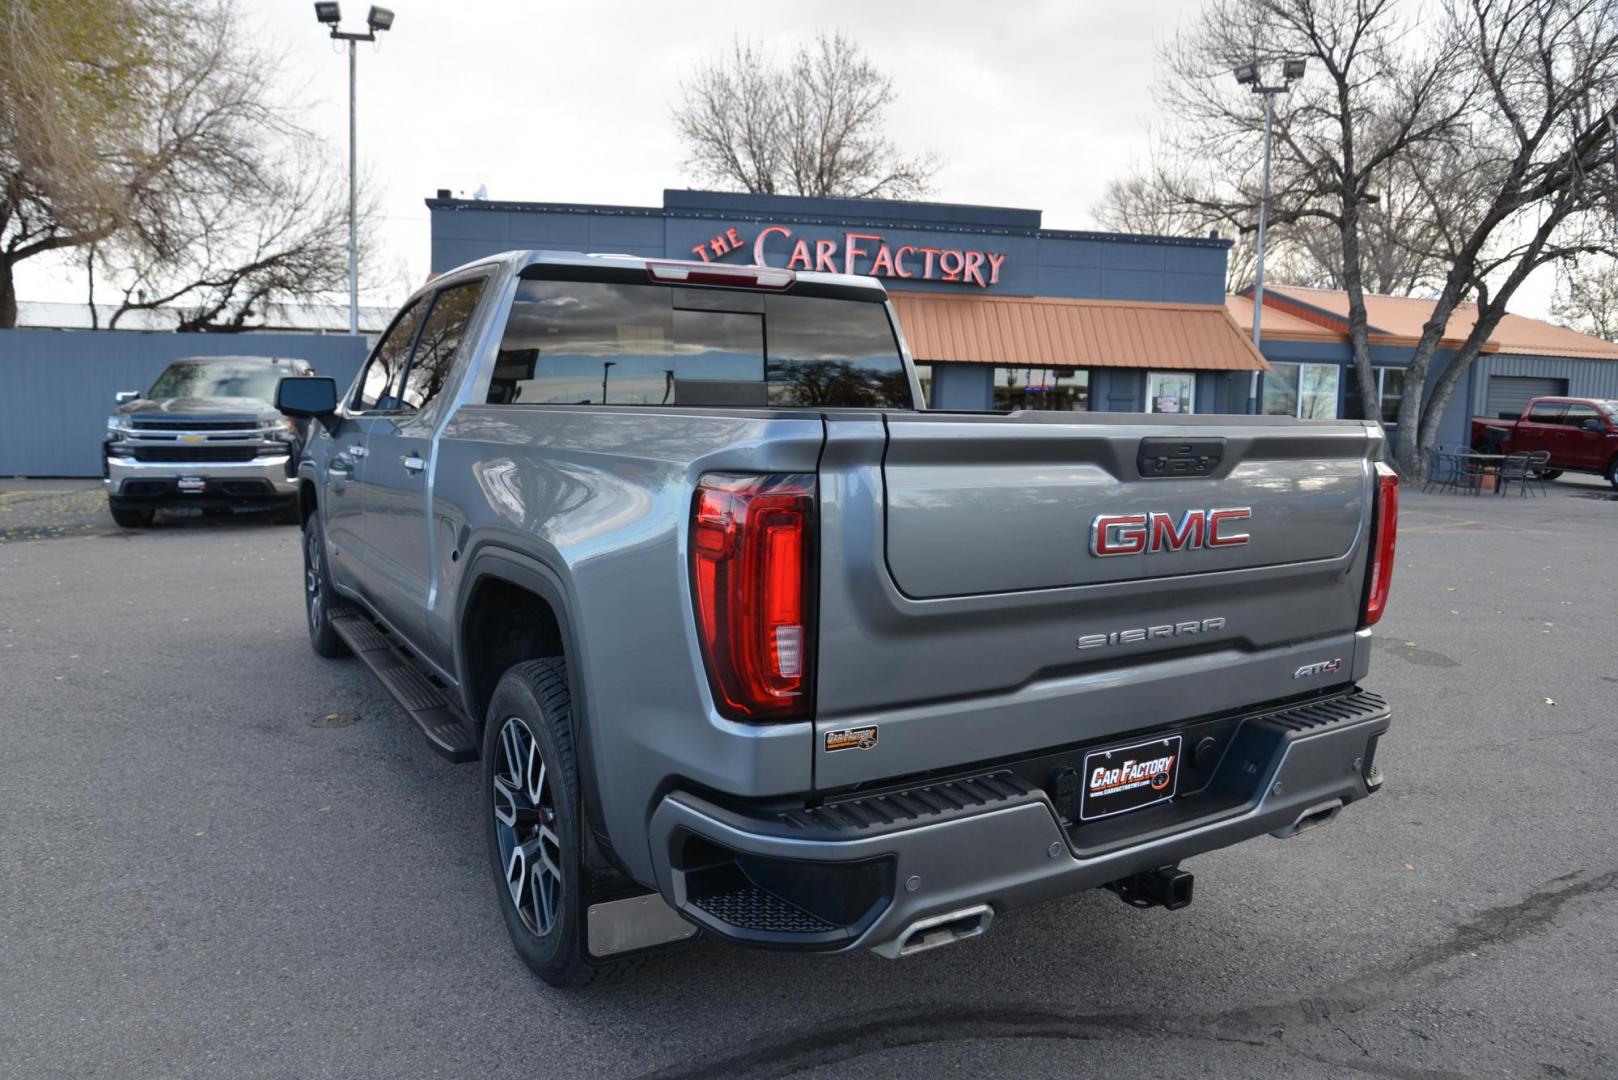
[626,866,1615,1080]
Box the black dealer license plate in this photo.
[1079,734,1182,821]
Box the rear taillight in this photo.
[1362,462,1399,627]
[690,473,815,720]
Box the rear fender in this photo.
[456,544,619,874]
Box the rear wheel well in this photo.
[461,577,565,729]
[298,480,318,525]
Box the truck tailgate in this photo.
[812,411,1380,791]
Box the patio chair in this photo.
[1424,446,1465,494]
[1526,449,1552,496]
[1497,451,1533,497]
[1442,446,1488,495]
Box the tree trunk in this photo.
[1417,243,1553,463]
[87,248,99,330]
[1417,342,1476,456]
[0,258,16,328]
[1392,273,1479,478]
[1339,211,1381,422]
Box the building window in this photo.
[913,362,933,408]
[1263,362,1340,419]
[1146,371,1195,414]
[1343,367,1406,424]
[992,367,1089,411]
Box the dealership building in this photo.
[428,189,1618,443]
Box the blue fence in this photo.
[0,329,370,477]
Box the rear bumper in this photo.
[104,453,298,503]
[647,689,1389,955]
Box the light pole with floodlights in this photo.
[1234,57,1305,412]
[314,3,395,336]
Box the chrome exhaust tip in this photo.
[872,904,994,959]
[1270,797,1344,839]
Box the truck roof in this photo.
[429,249,891,297]
[164,355,307,365]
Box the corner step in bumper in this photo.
[330,606,478,763]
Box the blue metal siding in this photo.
[930,363,993,411]
[1032,265,1103,298]
[1469,353,1618,411]
[1097,240,1165,273]
[507,212,591,246]
[429,192,1231,304]
[0,329,369,477]
[1099,269,1164,301]
[1093,369,1144,412]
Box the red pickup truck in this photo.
[1472,396,1618,488]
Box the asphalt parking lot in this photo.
[2,477,1616,1079]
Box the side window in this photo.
[1525,401,1566,424]
[354,300,427,411]
[764,293,907,407]
[488,281,677,406]
[1563,403,1599,428]
[400,280,486,410]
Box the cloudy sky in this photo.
[22,0,1559,316]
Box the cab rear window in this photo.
[486,280,910,409]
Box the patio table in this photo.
[1444,451,1507,496]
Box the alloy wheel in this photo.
[304,527,324,631]
[491,717,563,936]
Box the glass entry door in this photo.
[1146,371,1195,414]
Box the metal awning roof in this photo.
[889,291,1270,372]
[1247,285,1618,359]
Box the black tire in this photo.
[1608,457,1618,492]
[109,503,155,528]
[302,514,349,658]
[482,659,638,988]
[1532,468,1563,481]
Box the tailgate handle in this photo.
[1137,437,1224,479]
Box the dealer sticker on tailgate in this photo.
[1080,734,1182,821]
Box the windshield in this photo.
[146,361,293,403]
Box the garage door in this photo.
[1487,375,1567,419]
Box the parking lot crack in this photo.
[636,867,1617,1080]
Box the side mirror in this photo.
[114,390,140,405]
[276,376,339,421]
[1582,418,1604,433]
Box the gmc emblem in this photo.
[1090,508,1253,557]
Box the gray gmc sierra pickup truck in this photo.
[275,251,1398,987]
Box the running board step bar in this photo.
[329,606,478,763]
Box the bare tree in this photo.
[1153,0,1469,421]
[1,0,368,330]
[1283,162,1457,295]
[1393,0,1618,470]
[0,0,167,325]
[1551,255,1618,340]
[106,150,368,331]
[1096,157,1451,297]
[673,32,939,199]
[1092,171,1262,291]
